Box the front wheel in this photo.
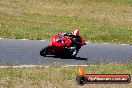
[40,46,50,57]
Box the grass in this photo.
[0,64,132,88]
[0,0,132,44]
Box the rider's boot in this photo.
[70,47,77,56]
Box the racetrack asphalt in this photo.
[0,39,132,66]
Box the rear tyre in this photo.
[40,46,50,57]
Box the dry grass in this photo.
[0,0,132,43]
[0,64,131,88]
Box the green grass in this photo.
[0,64,132,88]
[0,0,132,44]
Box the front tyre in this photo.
[40,46,50,57]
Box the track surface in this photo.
[0,39,132,66]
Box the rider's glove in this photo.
[56,33,66,42]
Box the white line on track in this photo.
[0,65,97,68]
[86,42,91,44]
[0,65,46,68]
[102,43,109,44]
[121,44,129,46]
[21,39,28,40]
[39,40,46,41]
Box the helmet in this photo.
[72,30,79,36]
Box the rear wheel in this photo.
[40,46,50,57]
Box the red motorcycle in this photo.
[40,33,86,58]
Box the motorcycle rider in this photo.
[57,29,86,56]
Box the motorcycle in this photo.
[40,33,86,58]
